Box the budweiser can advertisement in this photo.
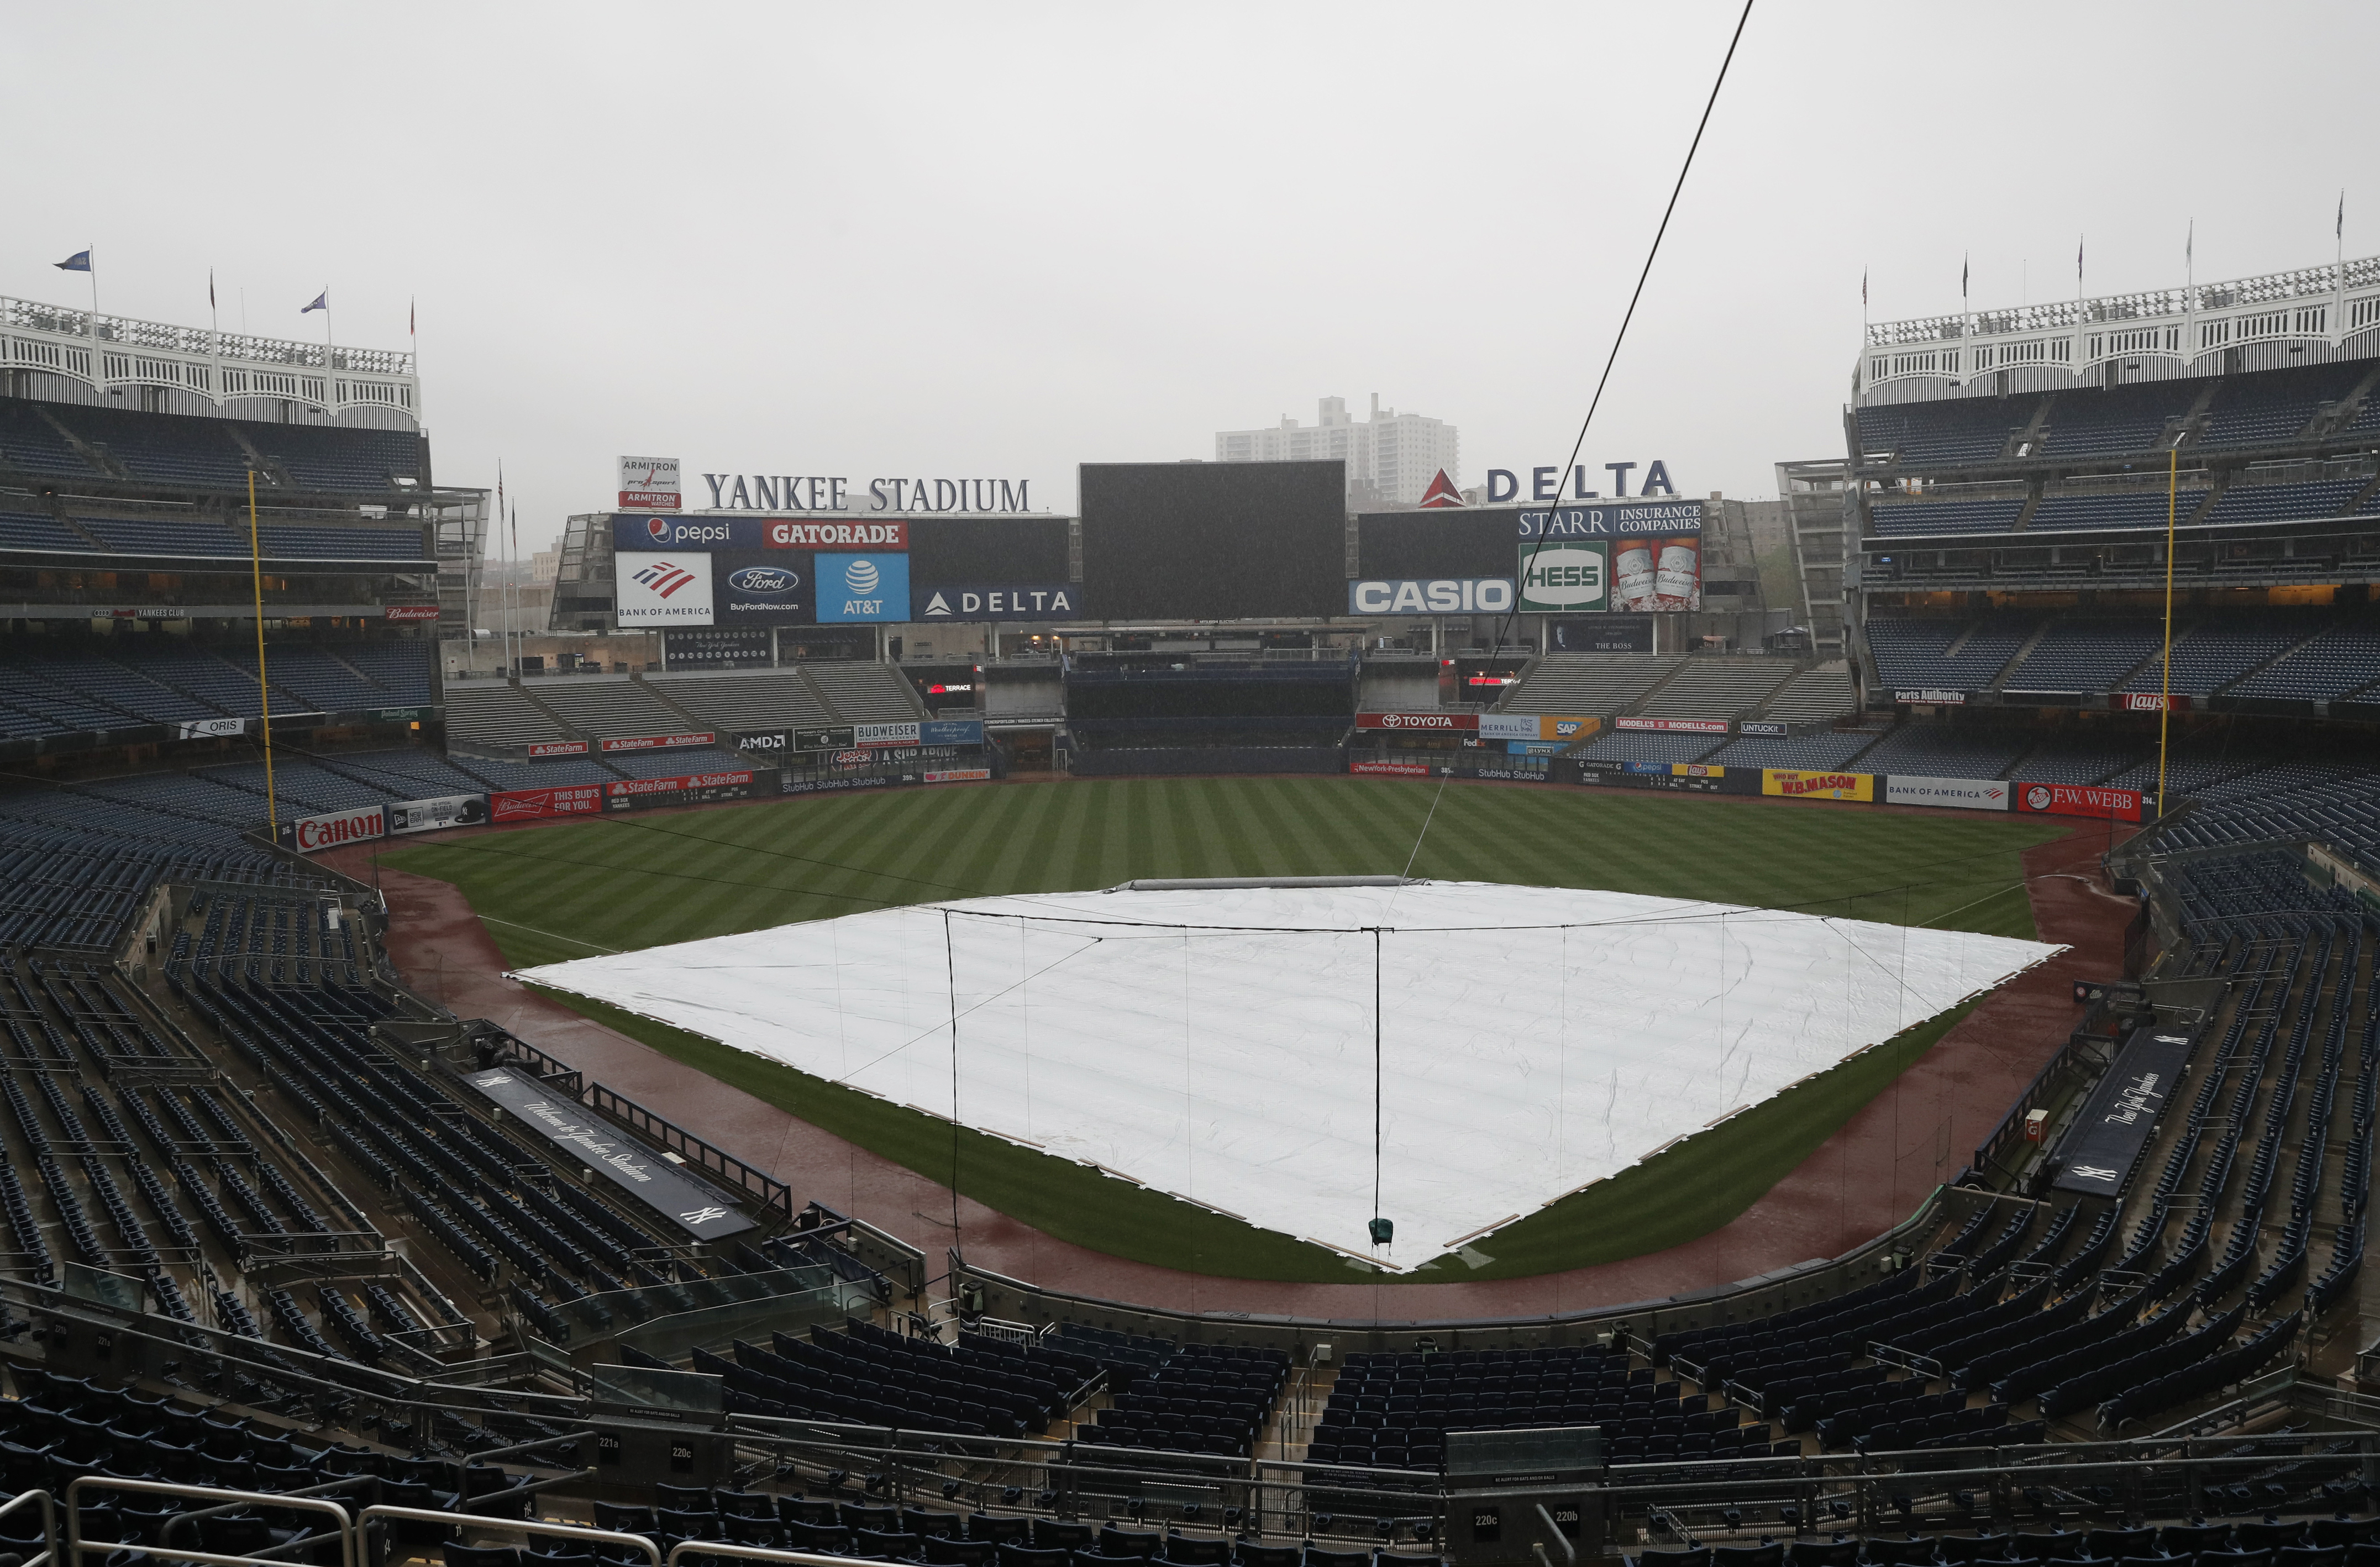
[1612,541,1656,611]
[1653,538,1701,611]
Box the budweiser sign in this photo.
[527,740,590,758]
[490,785,605,820]
[598,731,717,753]
[1355,711,1478,731]
[383,604,441,622]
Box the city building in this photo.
[1216,394,1459,507]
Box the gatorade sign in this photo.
[1516,541,1609,612]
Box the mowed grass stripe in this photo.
[388,778,2064,1281]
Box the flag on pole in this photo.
[2077,236,2084,280]
[54,250,91,272]
[2186,222,2193,269]
[1961,255,1968,301]
[301,290,328,314]
[1862,268,1868,309]
[209,270,217,310]
[2340,192,2346,240]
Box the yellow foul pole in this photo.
[2156,445,2177,818]
[248,470,279,833]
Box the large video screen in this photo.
[1080,461,1346,621]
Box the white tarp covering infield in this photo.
[519,883,2060,1270]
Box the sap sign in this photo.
[1348,579,1515,615]
[1486,461,1676,502]
[816,553,910,622]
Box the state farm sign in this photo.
[1356,711,1479,731]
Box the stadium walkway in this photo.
[325,795,2140,1322]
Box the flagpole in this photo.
[87,245,101,393]
[2156,444,2177,820]
[248,470,280,835]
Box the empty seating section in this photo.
[43,403,254,485]
[2101,749,2267,796]
[6,648,220,724]
[1705,731,1879,770]
[312,748,491,798]
[211,644,394,713]
[1854,401,2023,466]
[2203,477,2377,525]
[256,525,431,559]
[76,516,246,555]
[2119,613,2319,693]
[1848,724,2031,780]
[107,641,281,716]
[648,669,837,733]
[339,641,438,703]
[2160,769,2380,865]
[449,755,617,791]
[1998,619,2163,693]
[0,399,97,477]
[699,1317,1103,1438]
[1502,654,1683,714]
[1636,660,1795,719]
[0,510,92,550]
[445,682,572,748]
[1069,1327,1287,1460]
[2039,382,2196,457]
[1864,617,2036,692]
[806,661,925,722]
[1758,663,1857,723]
[2200,363,2366,448]
[2226,616,2380,700]
[605,747,748,780]
[1579,730,1726,764]
[527,677,692,739]
[2006,740,2142,785]
[2027,488,2211,532]
[0,813,324,949]
[238,420,421,490]
[1869,498,2022,537]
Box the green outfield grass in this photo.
[383,776,2064,1281]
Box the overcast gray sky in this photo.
[8,3,2372,550]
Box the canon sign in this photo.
[287,805,386,853]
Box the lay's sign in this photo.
[1762,769,1874,802]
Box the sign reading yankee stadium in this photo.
[700,474,1034,514]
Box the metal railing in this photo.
[69,1477,355,1567]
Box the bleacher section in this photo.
[1500,654,1683,715]
[2039,382,2196,458]
[1578,730,1725,765]
[2203,477,2377,525]
[43,403,256,487]
[0,401,94,478]
[605,747,749,780]
[2004,739,2143,785]
[1998,619,2163,694]
[805,662,926,723]
[2225,613,2380,701]
[1704,730,1878,771]
[1863,616,2036,692]
[1635,659,1794,719]
[2199,362,2370,449]
[522,676,694,742]
[2026,488,2212,532]
[648,669,837,733]
[1854,400,2021,466]
[239,420,421,491]
[0,398,422,494]
[1758,662,1857,723]
[1869,497,2023,536]
[2117,612,2318,695]
[0,639,437,737]
[0,509,88,550]
[444,682,574,750]
[75,515,247,556]
[1847,723,2032,780]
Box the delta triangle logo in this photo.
[1417,469,1464,509]
[924,592,952,617]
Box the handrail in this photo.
[0,1487,56,1567]
[665,1545,903,1567]
[356,1508,659,1567]
[69,1477,354,1567]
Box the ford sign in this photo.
[726,565,800,595]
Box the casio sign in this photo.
[727,566,800,595]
